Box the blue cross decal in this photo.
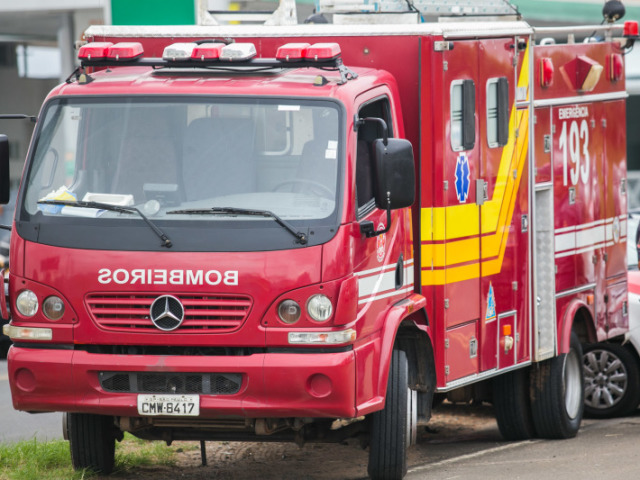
[455,153,470,203]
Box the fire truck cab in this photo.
[0,2,636,478]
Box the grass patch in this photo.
[0,433,178,480]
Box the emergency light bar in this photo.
[276,43,311,62]
[77,42,113,60]
[106,42,144,60]
[78,42,143,61]
[75,41,356,84]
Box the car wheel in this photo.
[583,343,640,418]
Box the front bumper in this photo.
[7,346,357,419]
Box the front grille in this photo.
[86,293,252,332]
[100,371,242,395]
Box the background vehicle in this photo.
[0,192,13,358]
[582,209,640,418]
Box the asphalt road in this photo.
[406,413,640,480]
[0,360,62,442]
[2,357,640,480]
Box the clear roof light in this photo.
[220,43,257,62]
[163,43,197,61]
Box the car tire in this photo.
[583,343,640,418]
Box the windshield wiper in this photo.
[167,206,308,245]
[37,199,172,248]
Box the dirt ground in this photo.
[101,402,500,480]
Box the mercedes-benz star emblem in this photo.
[150,295,185,331]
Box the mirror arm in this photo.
[360,192,392,238]
[354,116,389,146]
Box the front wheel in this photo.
[583,343,640,418]
[368,349,413,480]
[530,331,584,439]
[67,413,116,474]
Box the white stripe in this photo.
[579,218,606,229]
[555,232,575,252]
[358,286,414,305]
[554,215,624,257]
[355,258,416,278]
[576,225,605,248]
[358,268,398,297]
[358,265,413,297]
[555,242,608,258]
[355,263,396,277]
[555,225,576,234]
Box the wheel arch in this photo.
[373,296,435,422]
[560,300,596,354]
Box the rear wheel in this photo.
[67,413,116,474]
[583,343,640,418]
[368,349,412,480]
[493,367,535,440]
[530,331,584,439]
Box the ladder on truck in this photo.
[315,0,519,23]
[196,0,298,25]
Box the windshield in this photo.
[18,96,343,251]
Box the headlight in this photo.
[307,294,333,322]
[43,296,65,321]
[16,290,38,317]
[278,299,301,324]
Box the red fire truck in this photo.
[0,6,636,479]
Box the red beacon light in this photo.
[608,53,624,82]
[305,43,341,62]
[539,57,554,88]
[624,20,639,37]
[106,42,144,61]
[191,43,225,61]
[276,43,311,62]
[77,42,113,60]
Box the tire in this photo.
[493,367,535,440]
[530,331,584,439]
[368,349,412,480]
[67,413,116,474]
[583,343,640,418]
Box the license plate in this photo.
[137,394,200,416]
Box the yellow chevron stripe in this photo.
[421,45,530,286]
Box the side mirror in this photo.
[372,137,415,210]
[0,135,9,205]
